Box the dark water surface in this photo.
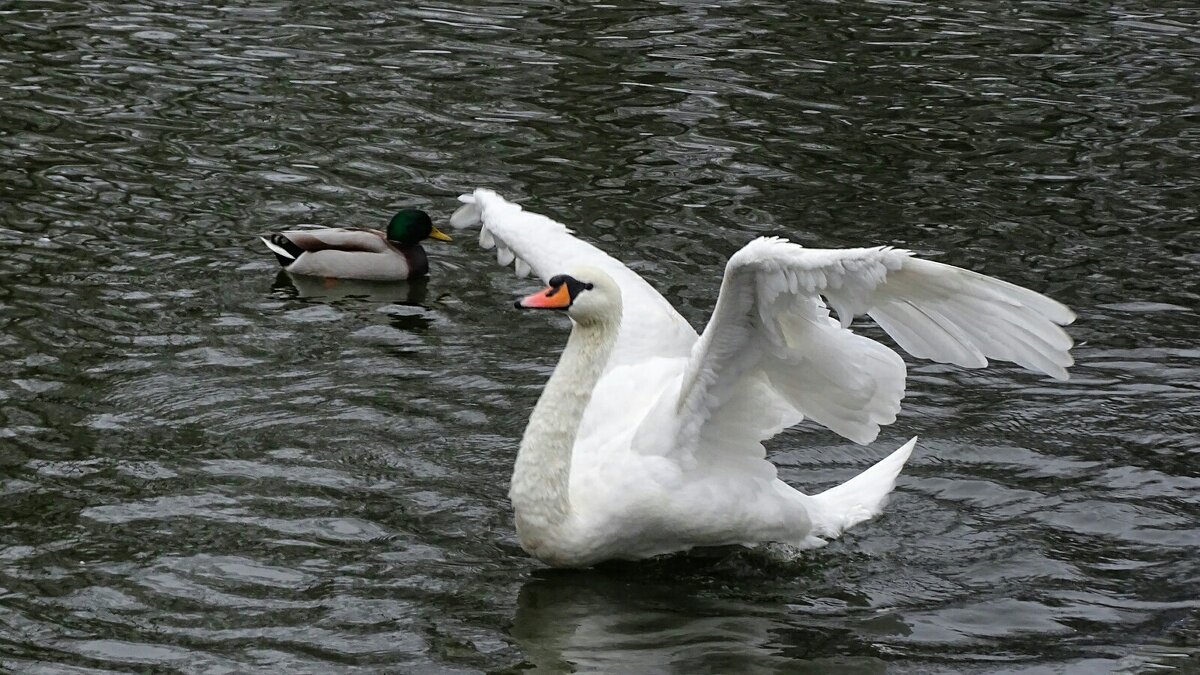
[2,1,1198,672]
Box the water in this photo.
[2,1,1198,672]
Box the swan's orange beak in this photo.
[516,284,571,310]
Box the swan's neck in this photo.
[510,315,619,541]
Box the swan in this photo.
[451,189,1075,568]
[260,209,452,281]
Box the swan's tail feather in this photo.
[805,436,916,543]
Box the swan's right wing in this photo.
[451,189,697,365]
[674,237,1075,452]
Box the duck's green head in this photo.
[386,209,452,245]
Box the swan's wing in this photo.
[676,237,1076,450]
[278,228,389,253]
[451,189,697,365]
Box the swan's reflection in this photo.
[272,270,429,305]
[510,552,889,674]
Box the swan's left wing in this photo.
[675,237,1075,451]
[451,189,697,365]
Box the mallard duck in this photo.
[451,188,1075,568]
[260,209,452,281]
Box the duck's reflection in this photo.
[272,270,429,305]
[510,552,888,674]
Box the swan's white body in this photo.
[452,189,1075,568]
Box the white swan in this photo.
[451,189,1075,568]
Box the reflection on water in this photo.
[273,270,430,306]
[2,0,1198,672]
[513,571,799,674]
[511,552,890,674]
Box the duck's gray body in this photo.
[262,228,428,281]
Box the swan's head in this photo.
[515,266,621,324]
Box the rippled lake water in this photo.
[2,1,1198,672]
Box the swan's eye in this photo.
[547,275,593,299]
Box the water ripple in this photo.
[1,0,1197,672]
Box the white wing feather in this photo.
[451,189,697,366]
[260,236,295,260]
[678,237,1075,450]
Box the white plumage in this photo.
[453,189,1075,567]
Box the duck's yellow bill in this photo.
[517,284,571,310]
[428,227,453,242]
